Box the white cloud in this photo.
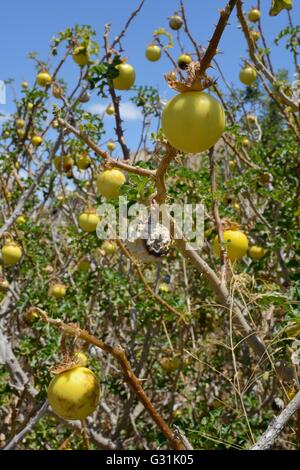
[87,101,142,121]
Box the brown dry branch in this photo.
[32,307,189,450]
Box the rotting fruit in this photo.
[96,169,126,199]
[162,91,225,154]
[213,229,249,261]
[47,367,99,420]
[177,54,192,70]
[54,156,74,173]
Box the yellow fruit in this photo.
[96,169,126,199]
[52,120,59,129]
[16,119,25,129]
[16,215,26,226]
[160,357,180,372]
[177,54,192,70]
[169,14,183,30]
[76,154,91,170]
[162,91,225,154]
[242,137,250,147]
[249,245,266,260]
[146,45,161,62]
[2,242,23,266]
[78,211,100,233]
[251,30,260,42]
[72,46,90,67]
[159,282,170,293]
[47,367,99,420]
[239,66,257,86]
[53,156,74,173]
[74,351,88,366]
[24,307,39,323]
[31,135,43,147]
[52,84,63,99]
[36,72,52,87]
[248,9,261,22]
[48,283,67,299]
[106,104,115,115]
[27,102,34,111]
[21,81,29,89]
[17,129,25,138]
[113,63,135,90]
[213,230,249,261]
[101,240,117,255]
[107,141,116,152]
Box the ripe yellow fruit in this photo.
[145,45,161,62]
[36,72,52,87]
[251,30,260,42]
[76,154,91,170]
[31,135,43,147]
[48,283,67,299]
[169,14,183,30]
[249,245,266,260]
[2,242,23,266]
[239,66,257,86]
[248,8,261,22]
[106,104,115,115]
[159,282,170,293]
[242,137,250,147]
[16,119,25,129]
[27,102,34,111]
[177,54,192,70]
[72,46,90,67]
[162,91,225,154]
[96,169,126,199]
[101,240,117,256]
[113,63,136,90]
[47,367,99,420]
[21,81,29,89]
[17,129,25,138]
[78,211,100,233]
[213,230,249,261]
[53,156,74,173]
[107,141,116,152]
[16,215,26,226]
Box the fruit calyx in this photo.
[165,61,216,94]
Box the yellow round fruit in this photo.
[48,283,67,299]
[27,102,34,111]
[16,119,25,129]
[16,215,26,226]
[21,81,29,89]
[107,141,116,152]
[251,30,260,42]
[53,156,74,173]
[96,169,126,199]
[242,137,250,147]
[106,104,115,115]
[78,211,100,233]
[160,357,180,372]
[36,72,52,87]
[159,282,170,293]
[162,91,225,154]
[249,245,266,260]
[72,46,90,67]
[248,8,261,22]
[74,352,88,366]
[239,66,257,86]
[76,154,91,170]
[213,230,249,261]
[169,14,183,30]
[47,367,99,420]
[113,63,136,90]
[17,129,25,138]
[177,54,192,70]
[31,135,43,147]
[2,242,23,266]
[101,240,117,256]
[145,45,161,62]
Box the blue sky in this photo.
[0,0,298,151]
